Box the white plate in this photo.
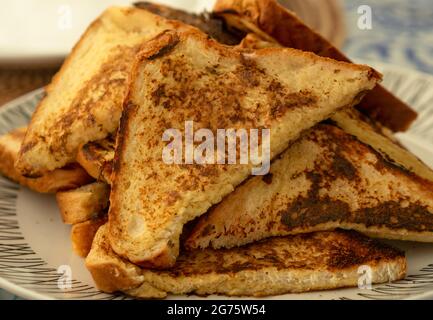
[1,63,433,300]
[0,0,213,67]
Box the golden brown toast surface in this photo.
[0,127,92,193]
[87,225,406,298]
[15,7,196,177]
[108,28,380,268]
[213,0,417,131]
[186,120,433,250]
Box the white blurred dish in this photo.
[0,0,213,67]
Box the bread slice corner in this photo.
[87,225,406,298]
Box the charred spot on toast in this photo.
[111,102,139,192]
[156,231,404,276]
[353,201,433,231]
[281,195,350,229]
[327,230,405,270]
[331,153,357,180]
[147,38,180,60]
[262,173,273,184]
[134,2,245,45]
[269,87,318,118]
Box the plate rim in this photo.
[0,277,54,300]
[0,87,45,117]
[1,63,433,300]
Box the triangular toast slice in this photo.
[108,28,380,267]
[213,0,417,131]
[16,4,251,178]
[0,127,92,192]
[186,109,433,250]
[87,224,406,298]
[15,7,197,177]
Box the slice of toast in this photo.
[71,215,107,257]
[186,113,433,250]
[331,108,433,182]
[15,7,197,178]
[76,137,115,184]
[87,225,406,298]
[56,182,110,224]
[213,0,417,132]
[108,28,380,267]
[0,127,92,193]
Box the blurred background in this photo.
[1,0,433,106]
[1,0,433,299]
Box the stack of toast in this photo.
[1,0,433,298]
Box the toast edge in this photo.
[88,227,407,298]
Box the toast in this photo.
[134,1,245,45]
[15,7,199,178]
[87,224,406,298]
[331,108,433,182]
[186,114,433,250]
[56,182,110,224]
[213,0,417,132]
[76,137,115,184]
[108,28,380,267]
[71,215,108,257]
[0,127,92,193]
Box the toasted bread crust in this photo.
[108,28,380,267]
[23,164,92,193]
[71,215,108,257]
[0,127,92,193]
[86,225,145,293]
[56,182,110,224]
[88,226,406,298]
[186,120,433,250]
[76,137,115,184]
[213,0,417,132]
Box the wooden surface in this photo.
[0,0,345,108]
[0,68,57,107]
